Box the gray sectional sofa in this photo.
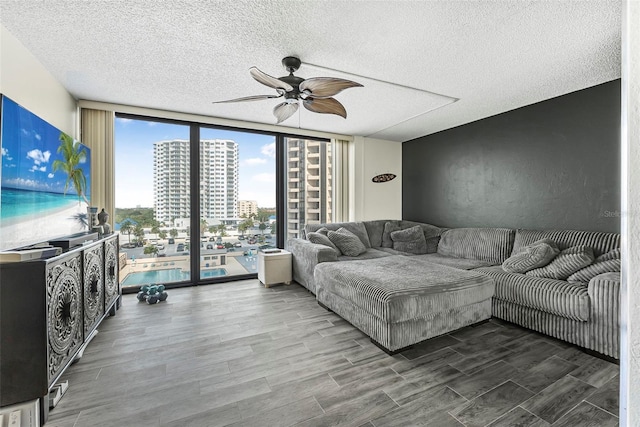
[287,220,621,358]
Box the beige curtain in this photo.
[333,138,351,222]
[80,108,115,226]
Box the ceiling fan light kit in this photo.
[213,56,363,124]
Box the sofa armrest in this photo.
[588,272,620,358]
[287,238,338,294]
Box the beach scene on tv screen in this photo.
[0,96,91,251]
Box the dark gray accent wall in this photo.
[403,80,620,233]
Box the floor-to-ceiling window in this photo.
[197,126,276,281]
[114,116,192,290]
[114,114,328,291]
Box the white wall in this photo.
[620,1,640,424]
[0,24,77,137]
[351,136,402,221]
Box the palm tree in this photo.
[52,133,89,204]
[255,210,270,224]
[217,224,227,237]
[259,222,267,235]
[144,245,159,256]
[169,228,178,238]
[134,224,145,245]
[120,220,133,244]
[238,219,253,236]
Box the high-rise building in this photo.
[238,200,258,218]
[200,139,239,222]
[286,139,332,239]
[154,139,238,224]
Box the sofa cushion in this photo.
[597,248,621,261]
[390,225,427,254]
[416,253,494,270]
[501,238,560,273]
[476,266,590,321]
[338,248,392,261]
[512,229,620,257]
[567,248,621,283]
[305,222,371,248]
[437,228,515,264]
[381,221,402,248]
[328,228,367,257]
[382,220,441,252]
[526,245,595,280]
[377,247,416,256]
[307,231,341,255]
[402,221,442,253]
[363,220,389,248]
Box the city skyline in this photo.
[115,117,276,209]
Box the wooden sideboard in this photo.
[0,234,121,422]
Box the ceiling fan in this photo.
[213,57,363,123]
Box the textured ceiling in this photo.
[0,1,621,142]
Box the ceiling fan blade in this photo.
[212,94,282,104]
[303,97,347,118]
[273,102,299,123]
[250,67,294,92]
[299,77,363,98]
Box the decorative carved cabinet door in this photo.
[83,244,105,335]
[46,252,83,385]
[104,236,119,310]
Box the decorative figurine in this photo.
[97,208,112,234]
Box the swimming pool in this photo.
[121,268,229,286]
[200,269,229,279]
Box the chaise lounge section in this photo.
[315,255,494,352]
[287,220,621,358]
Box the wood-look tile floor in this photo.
[47,280,619,427]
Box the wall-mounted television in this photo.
[0,95,91,251]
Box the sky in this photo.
[115,117,276,209]
[1,96,90,195]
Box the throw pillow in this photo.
[501,238,560,273]
[381,222,402,248]
[597,248,621,262]
[390,225,428,254]
[316,227,330,236]
[567,248,621,283]
[526,245,595,280]
[327,228,367,257]
[307,231,341,255]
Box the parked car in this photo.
[206,244,214,249]
[238,235,245,240]
[156,244,165,250]
[121,242,136,249]
[216,244,225,249]
[176,243,185,252]
[234,242,242,247]
[209,236,216,242]
[168,238,175,244]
